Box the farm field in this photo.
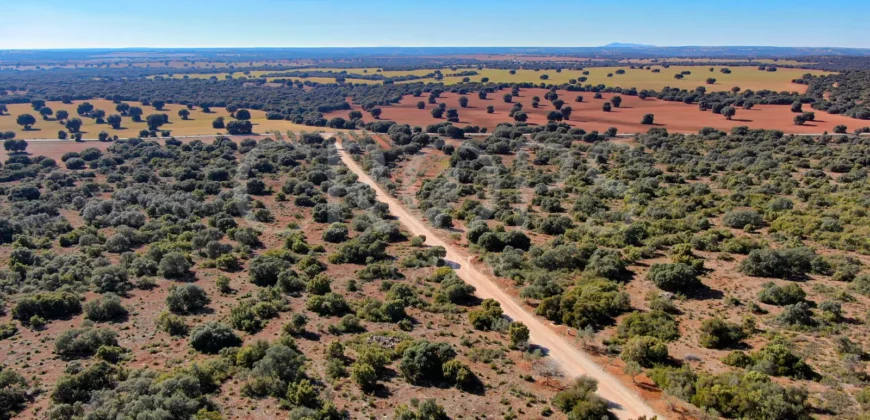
[156,65,829,92]
[326,87,859,134]
[0,100,313,139]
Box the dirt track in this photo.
[334,142,660,420]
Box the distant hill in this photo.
[601,43,657,48]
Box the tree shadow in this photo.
[730,118,754,123]
[686,283,725,301]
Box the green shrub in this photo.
[242,345,305,397]
[698,318,748,349]
[350,362,378,392]
[189,322,241,354]
[158,252,191,279]
[552,376,611,419]
[305,292,350,316]
[691,371,810,419]
[399,340,456,384]
[536,279,630,329]
[55,326,119,359]
[166,284,210,314]
[91,265,132,295]
[12,292,81,323]
[156,311,189,336]
[0,365,30,419]
[620,335,669,367]
[722,209,764,229]
[468,299,504,331]
[84,293,128,322]
[617,311,680,341]
[757,282,805,306]
[774,302,816,327]
[740,247,818,279]
[322,223,349,243]
[248,255,289,286]
[647,263,701,292]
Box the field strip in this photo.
[334,141,661,420]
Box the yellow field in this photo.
[0,99,315,140]
[154,64,828,92]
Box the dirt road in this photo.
[334,142,660,420]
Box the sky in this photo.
[1,0,869,49]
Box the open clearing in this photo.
[0,99,313,139]
[326,87,859,134]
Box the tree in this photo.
[621,336,669,367]
[146,114,166,131]
[722,106,736,120]
[3,139,27,153]
[478,91,487,100]
[446,108,459,123]
[106,114,122,129]
[416,101,425,109]
[508,321,530,350]
[834,124,848,134]
[503,93,513,103]
[575,95,584,102]
[458,96,469,108]
[65,118,83,133]
[546,111,563,122]
[77,102,94,116]
[58,130,68,140]
[226,120,253,135]
[486,105,494,114]
[642,113,655,125]
[166,284,210,314]
[0,104,6,115]
[152,100,166,110]
[351,362,378,392]
[189,322,241,354]
[611,96,622,108]
[513,111,528,123]
[790,102,802,113]
[369,108,382,119]
[794,114,807,125]
[128,106,143,122]
[178,109,190,120]
[560,106,572,120]
[56,110,69,122]
[212,116,225,129]
[39,107,53,120]
[624,361,643,386]
[115,103,130,115]
[16,114,36,130]
[430,108,444,119]
[235,109,251,120]
[706,78,716,84]
[602,102,612,112]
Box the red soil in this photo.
[331,88,860,134]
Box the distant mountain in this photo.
[601,43,657,48]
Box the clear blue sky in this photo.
[2,0,868,49]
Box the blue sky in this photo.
[2,0,868,49]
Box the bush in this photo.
[156,311,189,336]
[647,263,700,292]
[159,252,191,279]
[757,282,805,306]
[740,247,818,279]
[722,209,764,229]
[775,302,816,327]
[726,344,816,380]
[617,310,680,341]
[189,322,242,354]
[552,376,611,419]
[91,265,132,295]
[243,345,305,397]
[322,223,349,243]
[399,340,456,384]
[691,371,810,419]
[12,292,81,322]
[84,293,128,322]
[698,318,748,349]
[55,327,119,359]
[306,292,350,316]
[442,359,477,390]
[249,255,288,286]
[621,335,669,367]
[350,362,378,392]
[166,284,210,314]
[0,365,30,419]
[468,299,504,330]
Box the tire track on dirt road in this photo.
[334,142,660,420]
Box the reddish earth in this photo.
[329,88,861,134]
